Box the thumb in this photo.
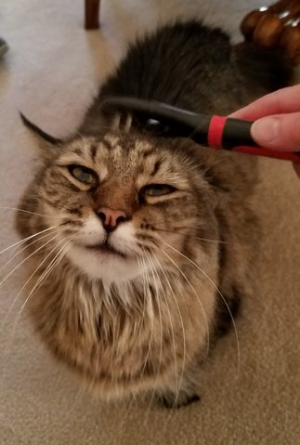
[251,112,300,152]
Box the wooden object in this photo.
[85,0,101,30]
[241,0,300,64]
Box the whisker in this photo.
[136,251,155,385]
[137,254,147,328]
[0,235,71,395]
[136,220,226,244]
[0,225,59,256]
[0,233,62,289]
[9,237,74,339]
[0,228,61,275]
[0,206,53,218]
[154,227,225,244]
[160,248,211,361]
[1,238,73,399]
[3,236,71,329]
[142,249,165,423]
[161,240,240,376]
[152,251,186,414]
[118,253,151,433]
[1,205,82,222]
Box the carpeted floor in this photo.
[0,0,299,444]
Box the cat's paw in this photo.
[157,390,200,409]
[215,286,242,337]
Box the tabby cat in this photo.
[16,21,291,407]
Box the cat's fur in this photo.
[16,21,292,407]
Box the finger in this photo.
[230,85,300,121]
[250,112,300,152]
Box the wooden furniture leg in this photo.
[85,0,101,30]
[240,0,300,65]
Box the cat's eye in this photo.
[68,165,98,186]
[142,184,176,197]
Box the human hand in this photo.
[231,85,300,177]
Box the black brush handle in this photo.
[222,119,255,148]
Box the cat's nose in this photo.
[97,207,128,232]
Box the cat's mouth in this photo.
[85,242,126,258]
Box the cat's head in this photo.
[16,116,218,284]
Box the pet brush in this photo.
[102,96,300,163]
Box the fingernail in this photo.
[251,117,280,144]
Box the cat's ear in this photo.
[20,113,63,159]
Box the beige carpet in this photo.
[1,0,300,444]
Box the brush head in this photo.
[101,96,211,143]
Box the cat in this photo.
[15,21,292,408]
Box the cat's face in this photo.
[16,123,221,400]
[17,127,216,285]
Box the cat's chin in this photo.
[66,244,143,283]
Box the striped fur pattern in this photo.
[15,21,291,407]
